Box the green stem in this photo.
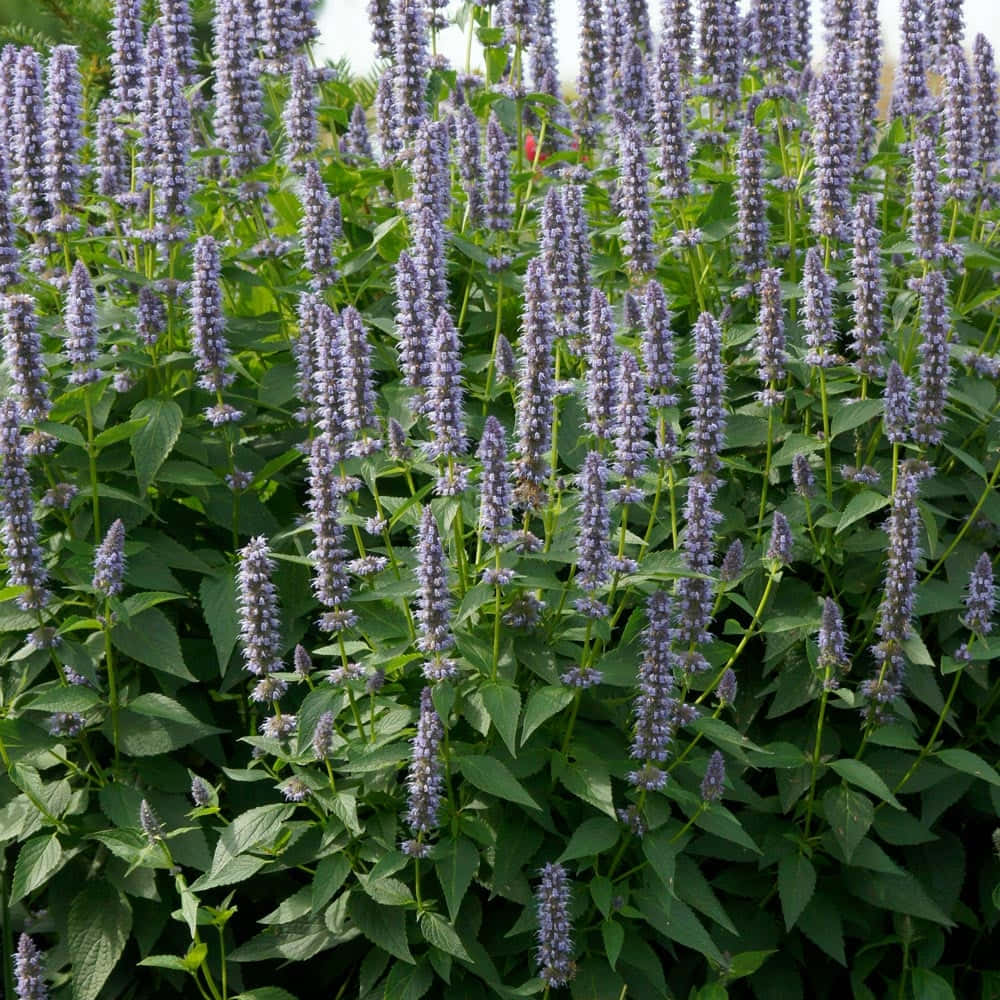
[84,391,101,545]
[103,604,121,772]
[802,661,833,841]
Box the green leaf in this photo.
[836,491,889,534]
[777,853,815,931]
[557,817,620,863]
[798,891,845,965]
[435,837,478,922]
[190,855,266,892]
[601,920,624,970]
[420,912,471,961]
[138,955,192,971]
[459,754,541,811]
[68,881,132,1000]
[115,693,224,757]
[131,398,183,493]
[93,416,149,451]
[27,685,101,714]
[637,892,723,965]
[830,398,882,438]
[844,869,954,926]
[911,969,956,1000]
[349,891,414,963]
[642,827,681,895]
[112,607,194,681]
[11,834,64,903]
[727,951,776,980]
[829,758,903,809]
[232,990,300,1000]
[480,682,521,757]
[311,855,351,912]
[935,748,1000,787]
[520,685,574,746]
[200,571,239,675]
[382,961,434,1000]
[823,786,874,861]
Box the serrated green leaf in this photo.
[911,969,956,1000]
[11,834,63,903]
[520,685,574,746]
[311,855,351,912]
[112,607,194,681]
[459,754,541,811]
[836,491,889,534]
[935,748,1000,787]
[829,758,903,809]
[777,853,815,930]
[420,911,471,960]
[131,398,183,493]
[349,891,414,963]
[823,786,874,862]
[480,681,521,757]
[601,920,624,970]
[200,571,239,675]
[68,881,132,1000]
[435,837,478,922]
[844,869,954,926]
[557,817,619,863]
[830,398,882,438]
[94,416,149,451]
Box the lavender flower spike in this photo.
[613,351,650,485]
[616,113,655,277]
[962,553,995,636]
[802,248,837,368]
[818,596,850,673]
[0,401,49,610]
[514,258,557,499]
[44,45,84,227]
[236,536,282,678]
[655,43,690,200]
[153,60,193,238]
[700,750,726,802]
[13,933,48,1000]
[307,435,352,617]
[688,312,726,476]
[883,361,913,445]
[424,308,466,462]
[190,236,236,394]
[0,149,20,291]
[393,0,430,146]
[850,195,886,378]
[585,290,619,440]
[110,0,144,117]
[910,123,943,261]
[300,160,340,290]
[414,506,455,659]
[575,0,607,144]
[631,590,677,772]
[64,260,99,384]
[942,44,978,201]
[736,123,768,276]
[767,510,793,566]
[394,250,431,400]
[404,687,445,846]
[754,268,787,406]
[340,306,381,456]
[93,519,127,599]
[535,863,575,988]
[11,48,50,233]
[477,416,513,545]
[3,295,51,421]
[673,476,722,652]
[484,113,512,233]
[642,281,677,406]
[913,270,951,445]
[95,99,127,198]
[576,451,611,594]
[808,65,853,242]
[973,35,998,177]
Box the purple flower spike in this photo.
[892,0,930,118]
[300,160,340,290]
[913,270,951,445]
[393,0,430,146]
[642,281,677,407]
[11,48,50,233]
[190,236,235,394]
[616,114,655,277]
[698,0,741,104]
[541,187,575,336]
[942,44,978,201]
[973,35,998,177]
[688,312,726,476]
[808,62,853,242]
[962,553,995,636]
[736,123,768,276]
[0,149,19,291]
[883,361,913,445]
[307,435,352,616]
[95,99,127,198]
[754,268,787,406]
[767,510,793,565]
[802,248,837,368]
[160,0,196,88]
[237,536,282,678]
[344,102,373,161]
[405,687,444,843]
[424,309,466,461]
[485,113,512,232]
[478,415,513,545]
[515,257,557,497]
[0,401,49,610]
[663,0,694,74]
[700,750,726,802]
[654,43,690,200]
[64,260,99,384]
[284,56,318,169]
[394,250,431,401]
[818,596,850,672]
[613,351,650,483]
[850,195,886,378]
[855,0,882,161]
[576,451,611,593]
[110,0,144,117]
[93,519,127,599]
[340,306,380,456]
[153,60,193,237]
[415,505,455,658]
[3,295,50,421]
[673,476,722,649]
[455,105,482,224]
[44,45,84,226]
[535,863,575,988]
[585,290,619,440]
[631,590,677,767]
[14,933,48,1000]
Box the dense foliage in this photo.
[1,0,1000,998]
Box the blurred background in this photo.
[0,0,998,84]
